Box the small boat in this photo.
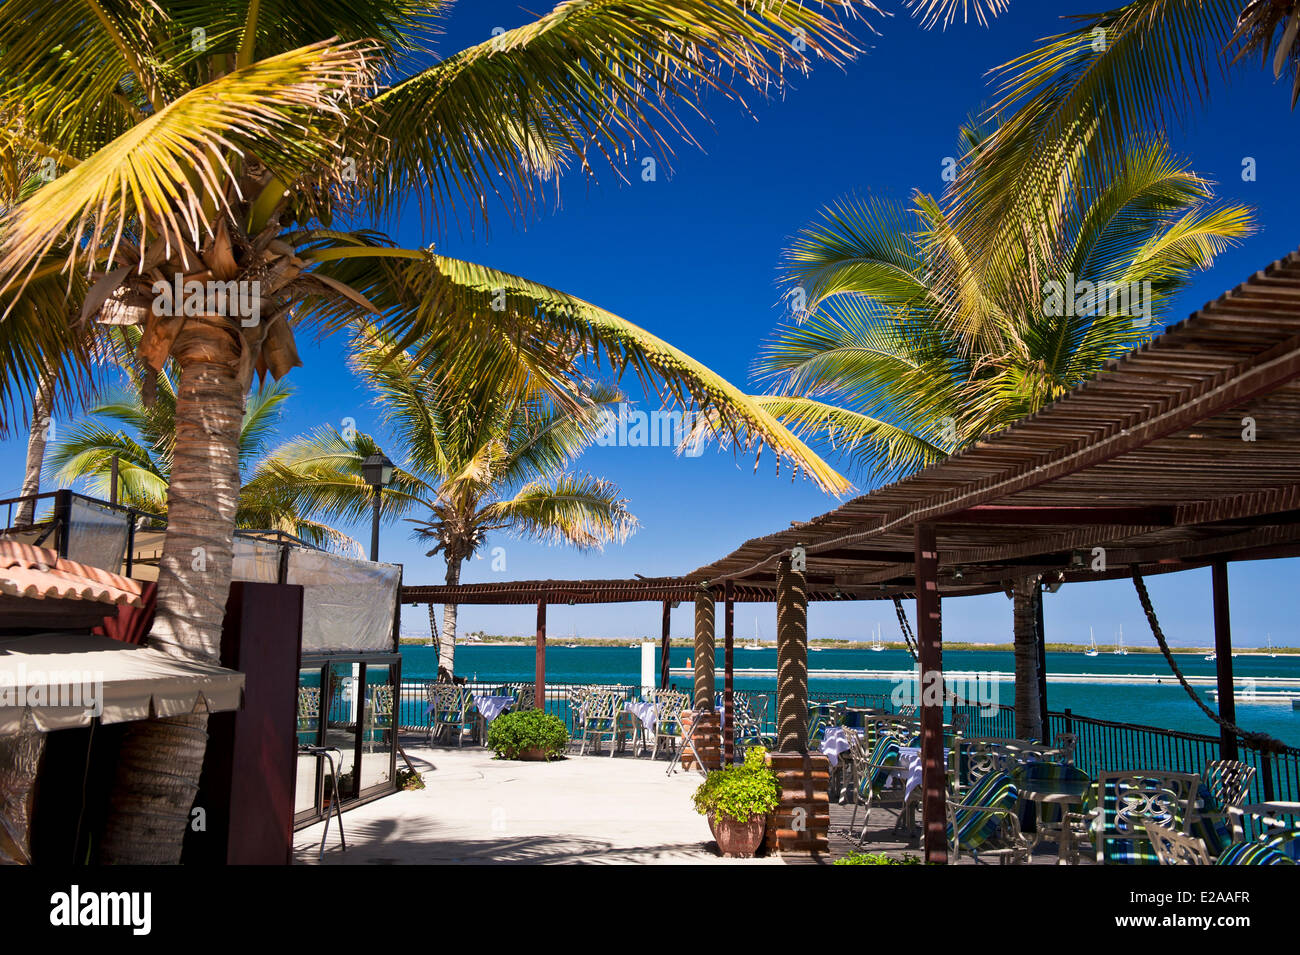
[1268,633,1277,658]
[1205,649,1217,662]
[1113,626,1127,655]
[870,623,885,652]
[1084,627,1099,657]
[743,617,764,650]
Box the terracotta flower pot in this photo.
[515,747,551,761]
[708,811,767,858]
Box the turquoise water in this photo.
[401,645,1300,747]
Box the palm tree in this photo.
[948,0,1294,270]
[757,132,1252,738]
[259,333,636,676]
[0,2,881,862]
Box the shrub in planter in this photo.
[487,710,568,760]
[691,747,780,857]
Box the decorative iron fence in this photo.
[395,677,1299,802]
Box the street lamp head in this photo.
[362,452,395,488]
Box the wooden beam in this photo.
[1211,561,1238,761]
[914,522,946,865]
[724,581,735,765]
[944,505,1177,525]
[534,599,546,711]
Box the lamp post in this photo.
[361,452,394,561]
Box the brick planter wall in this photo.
[680,710,722,772]
[763,751,830,855]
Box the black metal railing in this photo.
[1051,708,1300,804]
[394,676,1299,801]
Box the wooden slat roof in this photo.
[689,249,1300,595]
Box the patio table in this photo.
[1017,778,1091,864]
[472,694,516,742]
[624,701,658,754]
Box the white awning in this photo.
[0,633,245,734]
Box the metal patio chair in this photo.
[1083,770,1199,865]
[426,683,477,746]
[1145,819,1211,865]
[947,770,1030,864]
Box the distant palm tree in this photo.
[1,2,870,862]
[49,334,355,553]
[260,334,636,676]
[757,132,1251,738]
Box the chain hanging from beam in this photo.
[1131,567,1287,754]
[891,595,919,662]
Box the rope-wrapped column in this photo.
[776,555,809,752]
[693,588,715,710]
[684,587,720,771]
[767,550,826,855]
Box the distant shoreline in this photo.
[399,636,1295,654]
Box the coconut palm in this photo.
[948,0,1294,272]
[0,2,891,862]
[757,132,1252,739]
[259,333,636,676]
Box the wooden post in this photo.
[534,598,547,711]
[693,588,715,710]
[1035,583,1050,741]
[776,555,808,752]
[914,522,946,864]
[660,600,672,690]
[1212,560,1238,761]
[724,580,735,765]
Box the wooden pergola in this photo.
[402,248,1300,861]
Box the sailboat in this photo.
[1083,628,1099,657]
[743,617,763,650]
[1113,626,1127,655]
[870,623,885,652]
[1268,633,1277,658]
[565,625,577,649]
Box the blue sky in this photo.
[3,3,1298,647]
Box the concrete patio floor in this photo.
[293,737,1090,865]
[293,738,785,864]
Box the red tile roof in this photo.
[0,541,144,607]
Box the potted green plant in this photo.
[486,709,569,761]
[691,747,780,857]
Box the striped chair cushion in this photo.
[1098,777,1190,865]
[948,772,1019,852]
[1189,782,1233,856]
[860,737,901,795]
[1215,842,1296,866]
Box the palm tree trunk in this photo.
[1012,574,1042,742]
[438,555,463,677]
[14,377,53,526]
[99,327,244,863]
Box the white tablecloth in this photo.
[897,746,949,804]
[820,727,855,768]
[473,694,516,724]
[623,701,658,735]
